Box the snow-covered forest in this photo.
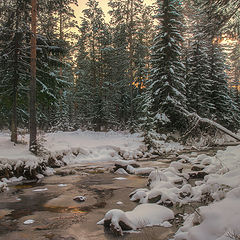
[0,0,239,142]
[0,0,240,239]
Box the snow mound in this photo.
[131,164,189,206]
[98,203,174,236]
[175,194,240,240]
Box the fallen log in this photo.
[214,142,240,147]
[182,110,240,142]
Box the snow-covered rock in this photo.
[23,219,35,225]
[98,204,174,236]
[174,145,240,240]
[0,181,8,192]
[115,168,129,175]
[73,196,86,202]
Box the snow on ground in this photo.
[0,130,187,177]
[0,132,42,170]
[44,130,146,164]
[173,145,240,240]
[0,130,145,164]
[0,130,146,186]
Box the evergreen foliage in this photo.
[149,0,187,132]
[0,0,76,135]
[0,0,239,146]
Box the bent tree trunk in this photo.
[183,110,240,142]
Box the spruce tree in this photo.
[149,0,187,133]
[199,0,240,130]
[0,0,32,142]
[186,3,215,117]
[209,43,239,130]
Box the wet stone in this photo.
[44,233,77,240]
[189,171,208,179]
[162,200,174,207]
[148,195,162,203]
[191,165,205,171]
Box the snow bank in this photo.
[126,145,240,240]
[175,190,240,240]
[174,145,240,240]
[0,130,146,186]
[43,130,146,164]
[98,203,174,236]
[0,132,42,172]
[153,140,185,154]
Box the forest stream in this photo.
[0,148,223,240]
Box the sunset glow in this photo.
[72,0,155,22]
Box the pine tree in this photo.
[133,5,154,126]
[0,0,32,142]
[108,1,130,126]
[230,40,240,107]
[29,0,37,153]
[199,0,240,130]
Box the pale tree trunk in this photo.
[197,117,240,142]
[29,0,37,154]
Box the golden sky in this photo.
[73,0,155,22]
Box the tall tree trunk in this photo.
[127,0,134,125]
[11,4,20,144]
[59,11,63,77]
[11,34,19,143]
[11,84,18,143]
[29,0,37,154]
